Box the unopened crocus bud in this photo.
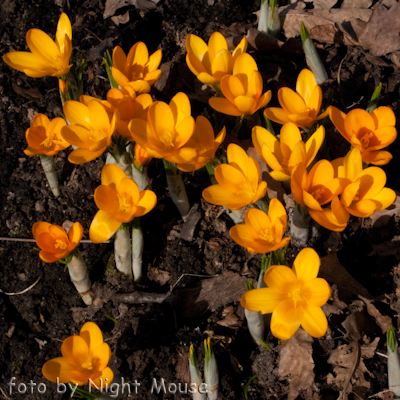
[387,326,400,397]
[189,345,206,400]
[204,338,219,400]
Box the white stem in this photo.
[67,250,93,306]
[114,227,132,279]
[258,0,269,32]
[389,343,400,397]
[132,221,144,283]
[291,204,310,245]
[245,308,265,344]
[40,155,60,197]
[204,352,219,400]
[106,151,133,179]
[166,169,190,220]
[132,166,151,191]
[268,4,281,37]
[303,37,328,85]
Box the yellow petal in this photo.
[26,29,60,65]
[270,170,291,181]
[39,251,60,263]
[68,222,83,251]
[56,13,72,52]
[341,180,360,208]
[305,125,325,167]
[296,69,317,106]
[269,198,287,227]
[186,51,208,77]
[175,116,196,148]
[232,36,248,62]
[302,278,331,307]
[2,51,48,75]
[308,160,334,188]
[303,190,323,211]
[88,100,110,132]
[148,101,175,138]
[234,96,257,115]
[227,143,250,174]
[145,49,162,72]
[292,247,320,284]
[244,208,270,237]
[211,49,232,80]
[344,108,375,139]
[362,150,393,166]
[209,97,242,116]
[264,107,291,125]
[357,166,386,200]
[307,85,322,119]
[301,306,328,338]
[371,106,396,129]
[288,141,306,172]
[61,335,89,366]
[329,106,349,141]
[112,46,127,72]
[252,181,268,204]
[280,122,302,161]
[63,101,91,129]
[92,342,111,372]
[111,66,129,88]
[347,199,377,218]
[61,125,93,148]
[278,87,307,115]
[264,265,298,294]
[89,367,114,389]
[164,147,197,164]
[42,357,75,383]
[89,210,121,243]
[248,70,263,99]
[135,190,157,217]
[196,72,220,86]
[186,34,209,69]
[344,147,363,182]
[101,164,127,189]
[233,53,258,76]
[230,224,256,250]
[208,32,228,63]
[226,75,246,99]
[291,163,307,205]
[241,288,287,314]
[117,178,140,205]
[252,125,281,162]
[255,90,272,111]
[94,185,119,213]
[80,322,104,357]
[368,126,397,151]
[215,163,247,193]
[370,187,396,212]
[202,184,249,210]
[33,221,51,238]
[68,147,105,164]
[271,299,303,340]
[126,41,149,72]
[169,92,191,127]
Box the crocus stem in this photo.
[163,159,190,220]
[106,149,133,179]
[245,280,265,344]
[189,345,207,400]
[114,224,132,279]
[39,154,60,197]
[67,250,94,306]
[258,0,269,32]
[268,0,281,37]
[388,326,400,398]
[204,338,219,400]
[132,218,144,283]
[132,165,151,191]
[291,203,311,245]
[366,82,382,113]
[301,22,328,85]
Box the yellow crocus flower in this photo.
[264,69,329,129]
[176,116,226,172]
[333,147,396,218]
[89,164,157,243]
[241,248,331,340]
[134,143,152,170]
[230,199,290,253]
[209,53,271,116]
[24,114,70,157]
[252,122,325,181]
[186,32,247,89]
[3,13,72,78]
[61,100,119,164]
[112,42,162,93]
[202,143,267,210]
[42,322,113,387]
[329,106,397,165]
[128,92,196,164]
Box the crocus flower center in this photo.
[160,130,174,149]
[40,137,55,149]
[54,239,68,250]
[89,129,106,143]
[288,289,303,307]
[311,187,326,203]
[360,131,374,150]
[259,227,276,244]
[118,195,132,213]
[81,362,93,371]
[280,158,290,175]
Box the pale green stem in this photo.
[258,0,269,32]
[106,150,133,179]
[388,326,400,398]
[132,165,151,191]
[189,346,207,400]
[204,339,219,400]
[40,155,60,197]
[132,218,144,283]
[291,203,311,245]
[67,250,93,306]
[268,0,281,37]
[114,225,132,279]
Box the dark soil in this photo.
[1,0,400,399]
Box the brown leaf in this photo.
[103,0,158,19]
[147,267,171,286]
[358,3,400,56]
[341,0,372,8]
[217,306,241,328]
[359,295,392,334]
[304,0,337,10]
[279,328,315,400]
[12,85,42,99]
[111,10,130,26]
[369,192,400,228]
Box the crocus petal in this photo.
[301,306,328,338]
[264,107,291,125]
[186,52,208,77]
[197,72,220,86]
[296,69,317,106]
[117,178,140,205]
[148,101,175,139]
[346,199,377,218]
[344,148,363,183]
[135,190,157,217]
[202,184,249,210]
[255,90,272,111]
[61,125,93,148]
[293,247,320,284]
[278,87,307,115]
[68,222,84,251]
[89,210,121,243]
[209,97,242,116]
[26,29,60,65]
[92,342,111,372]
[303,190,323,211]
[271,299,303,340]
[302,278,331,307]
[309,209,347,232]
[369,126,397,150]
[252,181,268,204]
[56,13,72,50]
[233,52,258,77]
[169,92,191,127]
[344,109,374,139]
[230,224,257,251]
[244,208,270,237]
[232,36,248,62]
[146,49,162,72]
[165,147,197,164]
[241,288,287,314]
[288,141,306,172]
[291,163,307,205]
[264,265,298,294]
[307,85,322,119]
[3,51,48,75]
[68,148,105,164]
[175,116,196,148]
[252,125,281,160]
[305,125,325,167]
[211,49,232,80]
[94,185,119,213]
[101,164,127,189]
[186,34,209,67]
[89,367,114,389]
[39,251,61,263]
[63,101,91,129]
[215,164,247,193]
[111,67,129,88]
[88,101,110,132]
[208,32,228,63]
[280,122,302,161]
[371,106,396,129]
[42,357,75,383]
[112,46,127,71]
[329,106,348,140]
[33,221,51,238]
[341,180,360,208]
[357,167,386,200]
[270,170,291,181]
[370,188,396,212]
[248,70,263,98]
[80,322,104,357]
[227,143,251,174]
[269,198,287,229]
[61,335,89,366]
[126,41,148,72]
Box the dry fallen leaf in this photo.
[147,267,171,286]
[359,295,392,334]
[111,10,130,26]
[279,328,315,400]
[103,0,158,19]
[217,305,241,328]
[369,192,400,228]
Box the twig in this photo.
[0,237,110,243]
[171,273,217,292]
[0,386,10,400]
[0,274,43,296]
[368,389,392,398]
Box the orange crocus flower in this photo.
[33,221,83,263]
[42,322,113,388]
[252,122,325,181]
[202,143,267,210]
[209,53,271,116]
[24,114,70,157]
[112,42,162,93]
[176,116,226,172]
[134,143,152,169]
[89,164,157,243]
[241,248,331,340]
[61,100,119,164]
[329,106,397,165]
[3,13,72,78]
[230,199,290,253]
[128,92,196,164]
[186,32,247,89]
[264,69,329,129]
